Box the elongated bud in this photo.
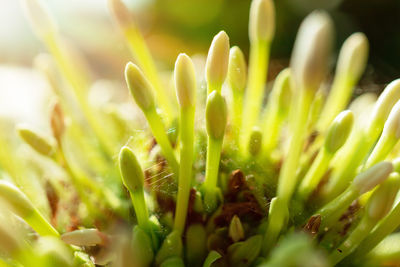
[0,181,35,218]
[228,46,247,93]
[290,11,334,92]
[367,172,400,221]
[336,32,369,82]
[118,146,144,192]
[206,91,228,140]
[249,0,275,42]
[229,215,245,242]
[21,0,57,39]
[174,53,196,108]
[381,100,400,139]
[50,101,65,144]
[156,230,183,265]
[205,31,230,91]
[61,229,105,246]
[324,110,354,154]
[125,62,155,111]
[274,68,292,113]
[249,127,262,156]
[17,125,55,157]
[368,79,400,137]
[185,224,207,265]
[108,0,133,29]
[352,161,393,194]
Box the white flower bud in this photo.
[125,62,155,111]
[249,0,275,42]
[352,161,393,194]
[174,53,196,108]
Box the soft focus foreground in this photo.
[1,0,400,266]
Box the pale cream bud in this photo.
[119,146,144,192]
[352,161,393,194]
[249,0,275,42]
[324,110,354,154]
[125,62,155,111]
[174,53,196,108]
[17,125,55,157]
[228,46,247,93]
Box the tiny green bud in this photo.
[352,161,393,194]
[125,62,155,111]
[0,180,35,218]
[249,0,275,42]
[205,31,230,91]
[61,229,105,247]
[228,235,263,266]
[174,53,196,108]
[336,32,369,82]
[155,230,183,265]
[228,46,247,93]
[206,91,228,140]
[132,226,154,267]
[118,146,144,192]
[185,224,207,265]
[160,257,185,267]
[366,172,400,221]
[324,110,354,154]
[17,125,55,157]
[229,215,245,242]
[21,0,57,39]
[290,11,334,92]
[368,79,400,137]
[108,0,133,29]
[249,127,263,156]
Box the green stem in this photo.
[27,209,59,237]
[364,134,397,170]
[298,148,331,201]
[353,201,400,258]
[330,216,376,265]
[261,101,282,155]
[144,108,179,176]
[231,91,244,145]
[204,138,223,191]
[174,107,195,234]
[241,40,270,152]
[130,191,150,231]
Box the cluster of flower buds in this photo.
[0,0,399,266]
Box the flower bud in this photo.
[274,68,292,114]
[160,257,185,267]
[174,53,196,108]
[228,235,262,266]
[118,146,144,193]
[367,172,400,221]
[205,31,230,91]
[206,91,228,140]
[108,0,133,29]
[368,79,400,138]
[249,0,275,42]
[0,181,36,219]
[185,224,207,265]
[21,0,57,39]
[17,125,55,157]
[228,46,247,93]
[50,101,65,144]
[125,62,155,111]
[229,215,245,242]
[155,230,183,265]
[335,32,369,83]
[61,229,105,247]
[248,127,263,156]
[381,100,400,139]
[290,11,334,92]
[352,161,393,194]
[324,110,354,154]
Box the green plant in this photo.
[1,0,400,266]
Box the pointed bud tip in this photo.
[205,31,230,90]
[229,215,244,242]
[118,146,144,192]
[324,110,354,154]
[17,124,55,157]
[353,161,393,194]
[125,62,155,111]
[174,53,196,108]
[249,0,275,42]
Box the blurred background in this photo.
[0,0,400,123]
